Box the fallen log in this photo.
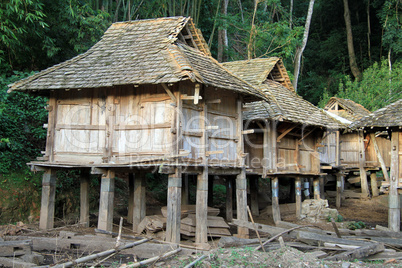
[338,228,402,239]
[232,219,291,237]
[297,231,370,247]
[94,229,143,240]
[183,255,207,268]
[122,248,182,268]
[362,251,402,261]
[324,243,385,261]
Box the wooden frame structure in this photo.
[223,58,340,222]
[350,99,402,231]
[8,17,270,247]
[322,97,391,199]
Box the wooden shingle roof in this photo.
[325,97,371,121]
[349,99,402,129]
[8,17,267,102]
[223,59,340,128]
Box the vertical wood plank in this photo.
[196,167,208,245]
[313,177,320,199]
[389,130,400,231]
[97,170,115,232]
[295,177,302,219]
[46,92,57,162]
[370,133,390,182]
[370,171,379,197]
[133,172,146,232]
[127,173,134,224]
[104,89,115,163]
[80,170,90,227]
[319,176,325,198]
[226,177,233,222]
[250,176,259,216]
[39,169,57,230]
[358,130,370,197]
[236,169,249,238]
[336,174,343,209]
[271,177,281,224]
[166,168,182,244]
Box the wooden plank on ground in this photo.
[0,240,32,257]
[324,243,385,261]
[297,231,371,246]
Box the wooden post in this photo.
[313,177,320,199]
[127,173,134,224]
[226,177,233,222]
[80,170,90,227]
[271,177,281,224]
[236,169,249,238]
[389,130,400,232]
[370,133,390,182]
[181,174,189,205]
[370,171,379,197]
[98,170,115,232]
[336,174,343,209]
[133,172,146,232]
[295,177,302,219]
[319,176,325,198]
[196,167,208,246]
[208,175,214,206]
[39,169,57,230]
[166,168,182,244]
[358,130,370,197]
[249,175,259,216]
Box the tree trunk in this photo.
[343,0,362,80]
[247,0,259,60]
[289,0,293,28]
[217,0,229,62]
[292,0,315,92]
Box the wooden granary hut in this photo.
[322,97,391,199]
[223,58,340,223]
[8,17,269,246]
[350,99,402,231]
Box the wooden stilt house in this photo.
[223,58,340,223]
[322,97,391,199]
[8,17,270,246]
[350,99,402,231]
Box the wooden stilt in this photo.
[295,177,302,219]
[39,169,57,230]
[358,130,370,197]
[133,172,146,232]
[166,168,182,243]
[336,174,343,209]
[389,131,400,232]
[319,176,325,198]
[370,171,379,197]
[208,175,214,206]
[196,167,208,245]
[181,174,189,205]
[250,176,259,216]
[80,170,90,227]
[271,177,281,224]
[98,170,115,232]
[226,177,233,222]
[236,169,249,238]
[313,177,320,199]
[127,173,134,224]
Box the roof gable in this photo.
[324,97,371,121]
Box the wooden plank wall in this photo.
[399,132,402,188]
[319,131,337,165]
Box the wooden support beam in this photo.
[272,177,281,224]
[319,176,325,198]
[128,173,134,224]
[370,133,390,182]
[389,130,400,232]
[298,128,316,144]
[236,169,249,238]
[133,172,146,233]
[161,83,177,103]
[39,169,57,230]
[370,171,379,197]
[249,176,259,216]
[276,125,297,142]
[358,130,370,197]
[166,168,182,244]
[226,177,233,222]
[313,178,320,199]
[196,167,208,246]
[80,170,90,227]
[336,174,343,209]
[295,177,302,219]
[98,170,115,232]
[194,83,200,104]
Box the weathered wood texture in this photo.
[389,131,400,231]
[133,172,146,233]
[165,169,182,243]
[80,170,90,227]
[97,170,115,232]
[39,169,57,230]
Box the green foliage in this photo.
[327,214,344,222]
[0,72,48,174]
[213,184,226,207]
[336,60,402,111]
[348,221,366,230]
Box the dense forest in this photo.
[0,0,401,221]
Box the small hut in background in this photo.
[350,99,402,231]
[223,58,340,223]
[322,97,391,200]
[8,17,269,246]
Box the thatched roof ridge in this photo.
[8,17,267,102]
[325,97,371,121]
[349,99,402,129]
